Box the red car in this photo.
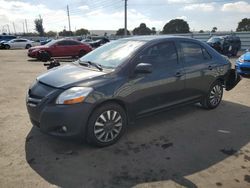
[28,39,92,61]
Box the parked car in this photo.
[81,37,110,48]
[28,39,93,61]
[0,35,16,49]
[3,38,34,49]
[235,49,250,75]
[207,35,241,56]
[26,36,240,147]
[40,39,53,45]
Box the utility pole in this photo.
[23,22,25,34]
[25,19,28,33]
[124,0,127,36]
[13,22,16,35]
[6,24,10,34]
[67,5,71,32]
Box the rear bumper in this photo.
[224,69,241,91]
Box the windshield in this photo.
[207,37,223,43]
[79,40,146,69]
[45,40,57,46]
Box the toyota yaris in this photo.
[26,36,240,147]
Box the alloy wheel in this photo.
[94,110,123,143]
[209,84,222,106]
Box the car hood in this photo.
[37,63,106,88]
[243,52,250,61]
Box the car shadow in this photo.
[25,101,250,188]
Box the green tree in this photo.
[116,28,130,36]
[199,30,204,33]
[211,27,217,33]
[133,23,152,35]
[46,31,57,37]
[162,19,190,34]
[34,17,45,36]
[151,27,156,35]
[59,29,73,36]
[237,18,250,31]
[75,28,89,36]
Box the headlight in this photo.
[238,56,244,63]
[56,87,93,105]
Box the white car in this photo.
[4,38,34,49]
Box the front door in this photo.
[126,41,186,116]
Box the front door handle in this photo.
[208,65,213,70]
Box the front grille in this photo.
[240,67,250,71]
[27,96,42,107]
[244,60,250,63]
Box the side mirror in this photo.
[135,63,152,74]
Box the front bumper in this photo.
[26,82,94,138]
[27,103,93,138]
[235,62,250,75]
[27,50,39,58]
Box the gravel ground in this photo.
[0,49,250,188]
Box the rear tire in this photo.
[200,80,223,109]
[86,103,127,147]
[25,44,32,49]
[79,50,86,58]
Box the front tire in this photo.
[5,44,10,49]
[201,81,223,109]
[37,51,51,62]
[86,103,127,147]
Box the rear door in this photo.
[178,41,216,98]
[127,41,186,115]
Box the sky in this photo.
[0,0,250,34]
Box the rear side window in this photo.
[141,42,178,66]
[67,40,80,45]
[180,42,211,64]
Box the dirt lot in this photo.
[0,49,250,188]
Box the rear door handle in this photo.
[175,72,183,77]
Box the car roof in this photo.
[119,35,199,43]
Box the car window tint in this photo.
[181,42,210,63]
[141,42,178,66]
[202,47,211,60]
[67,40,79,45]
[57,41,68,46]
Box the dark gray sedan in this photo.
[26,36,240,147]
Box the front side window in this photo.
[140,42,178,66]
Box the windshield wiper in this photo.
[79,60,103,71]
